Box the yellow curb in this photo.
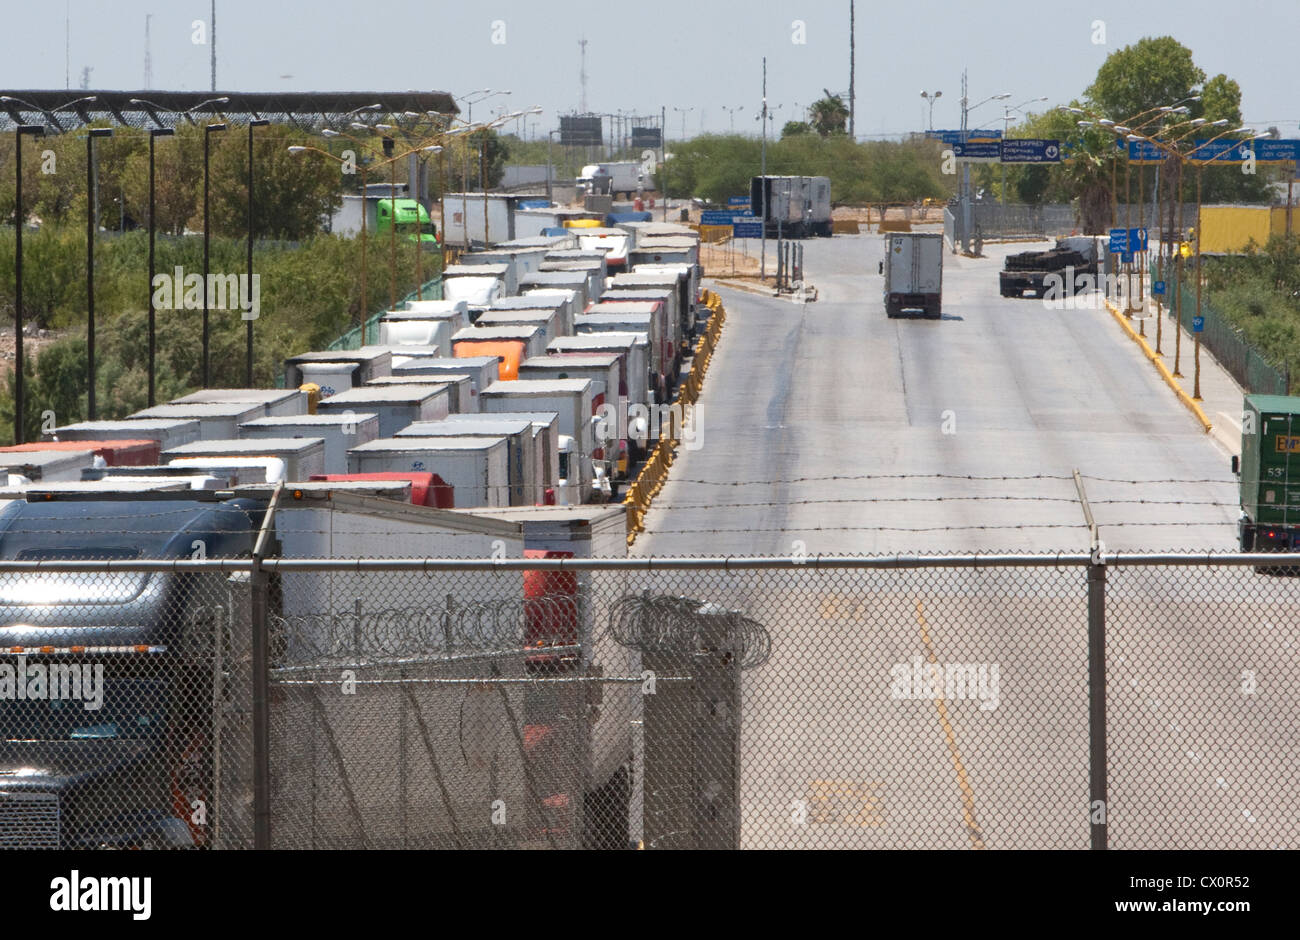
[1104,299,1213,433]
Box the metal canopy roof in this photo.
[0,89,459,133]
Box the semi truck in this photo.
[578,163,647,200]
[999,236,1101,299]
[880,231,944,318]
[1232,394,1300,570]
[332,187,439,247]
[749,175,833,238]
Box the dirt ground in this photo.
[0,328,64,379]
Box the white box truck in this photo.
[481,379,597,503]
[378,307,467,355]
[171,388,309,418]
[474,309,561,348]
[397,417,536,507]
[492,292,574,338]
[0,449,97,483]
[881,231,944,318]
[548,333,650,410]
[128,402,266,441]
[389,357,502,408]
[285,349,393,391]
[315,385,451,438]
[348,436,512,508]
[162,437,328,481]
[446,412,560,499]
[239,412,382,476]
[48,418,202,451]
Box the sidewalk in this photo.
[1108,291,1245,456]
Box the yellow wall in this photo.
[1198,205,1277,253]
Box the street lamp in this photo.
[920,90,942,131]
[146,126,175,407]
[202,122,227,388]
[723,105,745,134]
[676,106,696,141]
[86,127,112,420]
[246,119,269,387]
[12,124,44,444]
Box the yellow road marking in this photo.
[915,599,987,850]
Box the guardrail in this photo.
[623,289,726,544]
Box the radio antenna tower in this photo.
[579,36,589,113]
[144,14,153,90]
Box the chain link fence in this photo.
[2,553,1298,850]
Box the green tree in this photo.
[808,94,850,138]
[781,121,813,138]
[1087,37,1204,124]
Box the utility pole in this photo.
[849,0,856,140]
[211,0,217,92]
[143,14,152,90]
[761,57,768,281]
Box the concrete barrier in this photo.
[624,289,727,544]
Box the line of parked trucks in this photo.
[0,209,709,850]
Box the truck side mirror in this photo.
[1231,455,1240,475]
[878,261,884,275]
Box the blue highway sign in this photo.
[733,220,764,239]
[999,139,1062,163]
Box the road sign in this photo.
[727,196,751,207]
[926,129,1003,145]
[701,210,742,226]
[1193,316,1205,333]
[1130,227,1148,252]
[733,220,764,239]
[999,139,1062,164]
[1187,138,1250,164]
[1255,140,1300,163]
[1152,280,1166,296]
[1127,139,1166,164]
[1108,228,1128,253]
[953,140,1001,162]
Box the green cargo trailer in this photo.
[1233,395,1300,559]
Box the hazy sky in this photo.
[4,0,1299,139]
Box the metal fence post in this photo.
[1088,559,1108,850]
[250,482,283,850]
[250,562,271,849]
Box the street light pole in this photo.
[147,126,174,407]
[13,124,44,444]
[86,127,111,420]
[203,121,227,388]
[246,118,268,387]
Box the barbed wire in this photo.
[608,591,771,670]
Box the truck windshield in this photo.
[558,452,570,480]
[0,678,166,742]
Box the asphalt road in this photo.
[627,232,1298,849]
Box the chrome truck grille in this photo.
[0,791,60,849]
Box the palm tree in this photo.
[809,93,850,138]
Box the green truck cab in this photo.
[376,198,440,246]
[1232,394,1300,561]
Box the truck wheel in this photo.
[583,765,631,850]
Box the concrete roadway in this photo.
[627,232,1298,849]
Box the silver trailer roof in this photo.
[241,414,381,428]
[317,385,447,405]
[351,436,507,453]
[452,326,543,342]
[443,263,510,277]
[164,438,326,455]
[483,379,592,395]
[491,295,569,311]
[586,301,661,314]
[521,353,620,369]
